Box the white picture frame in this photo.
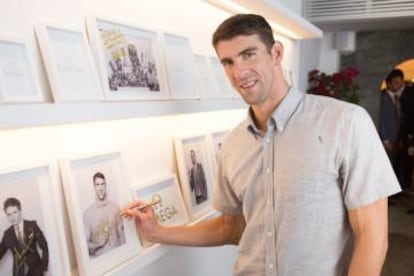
[0,37,43,103]
[35,23,103,102]
[174,134,214,220]
[193,54,218,99]
[208,56,236,98]
[0,163,70,276]
[59,151,141,276]
[133,174,190,247]
[86,16,169,101]
[160,32,198,99]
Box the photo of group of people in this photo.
[98,23,160,93]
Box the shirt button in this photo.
[267,231,272,237]
[269,264,274,269]
[266,139,271,143]
[266,168,270,173]
[267,200,271,205]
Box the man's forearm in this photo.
[147,214,245,247]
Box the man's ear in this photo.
[271,41,284,63]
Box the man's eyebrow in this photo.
[238,46,258,56]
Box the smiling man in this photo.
[123,14,401,276]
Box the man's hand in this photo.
[121,200,161,242]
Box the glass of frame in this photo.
[192,54,218,99]
[133,174,190,247]
[59,151,141,276]
[208,56,236,98]
[35,23,103,102]
[0,164,70,276]
[174,134,214,220]
[160,32,198,99]
[208,130,230,170]
[86,16,169,101]
[0,37,43,103]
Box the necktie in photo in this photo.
[394,94,401,117]
[16,226,23,246]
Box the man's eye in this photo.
[243,52,254,58]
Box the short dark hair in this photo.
[93,172,106,183]
[4,197,21,212]
[212,14,275,51]
[386,69,404,83]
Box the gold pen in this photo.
[121,194,161,215]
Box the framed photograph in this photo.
[133,175,190,246]
[0,37,43,103]
[160,32,198,99]
[60,152,141,276]
[208,56,236,98]
[193,54,218,99]
[174,135,214,220]
[209,130,230,170]
[0,164,70,276]
[35,23,103,102]
[86,17,169,101]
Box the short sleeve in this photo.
[340,105,401,210]
[212,152,243,215]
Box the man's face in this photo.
[215,34,279,107]
[94,177,107,201]
[5,206,22,226]
[388,77,404,93]
[190,150,196,165]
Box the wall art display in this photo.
[0,164,70,276]
[161,32,198,99]
[35,23,103,102]
[133,175,189,246]
[208,56,236,98]
[86,17,169,101]
[60,152,141,276]
[0,38,43,103]
[174,135,214,220]
[193,54,218,99]
[209,130,230,170]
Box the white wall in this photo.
[0,0,300,275]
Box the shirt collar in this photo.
[247,87,304,135]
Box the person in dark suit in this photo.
[188,149,208,205]
[378,69,414,191]
[0,197,49,276]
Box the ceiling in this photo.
[311,16,414,33]
[303,0,414,33]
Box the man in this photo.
[83,172,125,257]
[188,149,208,204]
[378,69,414,191]
[0,197,49,276]
[122,14,400,275]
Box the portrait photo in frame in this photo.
[192,54,218,99]
[133,174,189,247]
[35,23,103,102]
[0,164,70,276]
[86,16,169,101]
[59,152,141,276]
[174,135,214,220]
[160,32,198,99]
[0,37,43,103]
[209,130,230,170]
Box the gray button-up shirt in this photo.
[213,88,400,276]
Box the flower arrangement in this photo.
[307,66,360,104]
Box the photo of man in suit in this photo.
[83,172,125,258]
[0,197,49,276]
[188,149,208,205]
